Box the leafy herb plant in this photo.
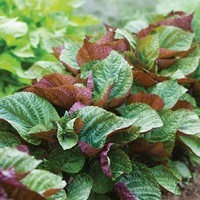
[1,8,200,200]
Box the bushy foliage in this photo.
[1,8,200,200]
[0,0,99,97]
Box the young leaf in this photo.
[56,118,83,150]
[45,147,85,174]
[0,92,59,145]
[0,147,41,173]
[136,34,159,70]
[148,80,180,109]
[150,165,180,195]
[66,174,93,200]
[115,162,161,200]
[151,26,194,51]
[21,169,66,197]
[92,51,133,108]
[71,106,137,148]
[89,161,114,194]
[0,131,21,148]
[120,103,163,133]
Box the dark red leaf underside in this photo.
[157,58,177,71]
[26,73,92,109]
[115,182,136,200]
[127,92,164,110]
[99,143,114,178]
[78,141,103,157]
[73,118,85,134]
[30,130,57,142]
[130,139,170,157]
[52,46,65,60]
[172,100,193,111]
[69,102,86,115]
[0,168,45,200]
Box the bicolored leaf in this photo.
[160,57,200,77]
[0,131,21,148]
[71,106,137,148]
[115,162,161,200]
[150,165,180,195]
[127,92,164,110]
[47,190,67,200]
[0,92,59,145]
[89,162,114,194]
[76,39,113,66]
[172,100,193,111]
[136,34,159,69]
[66,174,93,200]
[0,168,45,200]
[26,73,92,109]
[0,148,41,173]
[92,51,133,108]
[148,80,180,109]
[45,147,85,174]
[100,144,132,179]
[25,61,66,81]
[119,103,163,133]
[21,169,66,197]
[58,41,82,75]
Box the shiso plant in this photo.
[1,8,200,200]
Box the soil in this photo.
[163,165,200,200]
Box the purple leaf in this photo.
[16,145,30,155]
[69,102,86,115]
[115,182,136,200]
[99,143,114,178]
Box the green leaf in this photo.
[46,147,85,174]
[89,162,114,194]
[66,174,93,200]
[0,131,21,148]
[0,53,26,78]
[148,80,180,109]
[11,44,35,58]
[92,51,133,105]
[25,61,66,80]
[136,34,159,69]
[120,103,163,132]
[115,28,136,48]
[21,169,66,195]
[124,20,148,34]
[0,92,60,145]
[0,16,28,38]
[0,147,41,173]
[60,41,82,70]
[176,109,200,135]
[108,148,132,180]
[150,165,180,195]
[71,106,137,148]
[192,5,200,42]
[145,110,181,142]
[179,135,200,156]
[152,26,194,51]
[160,57,200,77]
[56,118,78,150]
[116,162,161,200]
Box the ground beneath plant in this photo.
[163,165,200,200]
